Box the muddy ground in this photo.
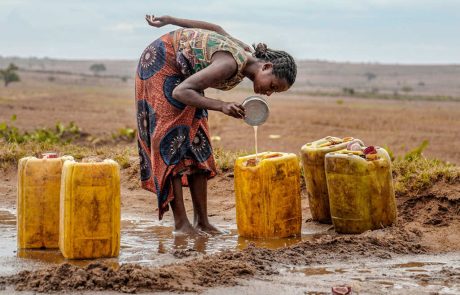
[0,71,459,294]
[0,165,459,294]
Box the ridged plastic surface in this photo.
[59,160,120,259]
[325,148,397,234]
[234,152,302,238]
[17,156,73,249]
[300,137,354,223]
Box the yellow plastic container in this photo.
[234,152,302,238]
[17,155,73,249]
[300,136,356,223]
[325,148,397,234]
[59,159,121,259]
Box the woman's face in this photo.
[253,63,290,96]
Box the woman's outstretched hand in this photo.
[145,15,170,27]
[222,102,245,119]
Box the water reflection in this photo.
[237,233,323,250]
[12,219,326,268]
[288,267,347,276]
[17,248,63,263]
[392,262,445,268]
[2,211,327,275]
[16,249,120,269]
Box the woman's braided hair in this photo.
[253,43,297,86]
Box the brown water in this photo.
[0,209,327,277]
[1,208,459,294]
[204,254,460,295]
[279,256,460,294]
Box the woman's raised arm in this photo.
[145,15,252,51]
[145,15,229,36]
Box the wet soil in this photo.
[0,166,459,294]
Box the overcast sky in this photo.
[1,0,459,64]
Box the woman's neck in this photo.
[242,56,259,82]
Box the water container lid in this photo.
[42,152,58,159]
[242,96,269,126]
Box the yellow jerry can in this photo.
[325,147,397,234]
[17,155,73,249]
[234,152,302,238]
[59,159,120,259]
[300,136,356,223]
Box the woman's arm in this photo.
[171,51,245,119]
[145,15,252,51]
[145,15,229,36]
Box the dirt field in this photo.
[0,65,459,294]
[2,57,460,97]
[1,71,460,164]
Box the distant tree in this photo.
[89,63,106,76]
[364,72,377,81]
[401,86,413,93]
[342,87,355,96]
[0,63,20,87]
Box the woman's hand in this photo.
[221,102,245,119]
[145,15,171,27]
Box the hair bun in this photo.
[250,43,297,86]
[253,43,268,58]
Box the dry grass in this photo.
[393,155,460,197]
[2,137,459,203]
[213,147,248,172]
[0,140,248,173]
[392,141,460,196]
[0,141,134,170]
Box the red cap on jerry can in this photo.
[42,152,58,159]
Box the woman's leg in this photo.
[188,173,221,234]
[170,175,197,235]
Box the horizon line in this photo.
[1,55,459,67]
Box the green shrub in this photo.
[112,127,136,142]
[0,115,82,144]
[403,140,429,162]
[0,63,20,87]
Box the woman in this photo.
[136,14,297,235]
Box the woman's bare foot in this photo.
[194,222,222,235]
[173,222,201,236]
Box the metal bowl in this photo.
[242,96,269,126]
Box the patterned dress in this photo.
[135,28,250,219]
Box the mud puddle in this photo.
[0,208,328,277]
[2,204,459,294]
[249,253,460,295]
